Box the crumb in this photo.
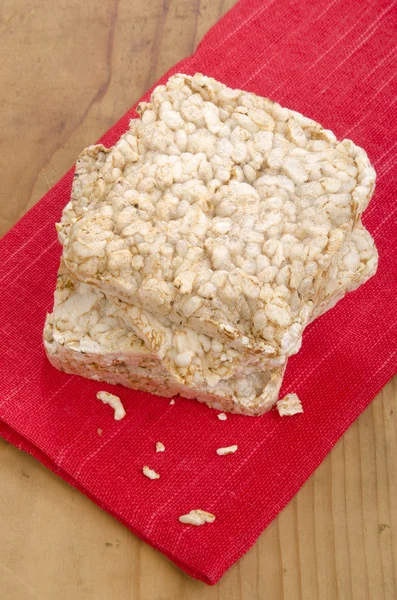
[96,391,126,420]
[276,393,303,416]
[142,466,160,480]
[179,509,215,525]
[216,445,238,455]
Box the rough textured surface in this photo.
[179,510,216,526]
[52,73,377,413]
[44,220,377,415]
[96,391,126,420]
[276,393,304,416]
[44,264,284,415]
[310,222,378,320]
[59,75,376,366]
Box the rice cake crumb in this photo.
[216,444,238,455]
[156,441,165,452]
[142,466,160,480]
[276,393,303,416]
[96,391,126,420]
[217,413,227,421]
[179,509,216,525]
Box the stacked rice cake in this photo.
[45,74,378,415]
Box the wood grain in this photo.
[1,1,396,598]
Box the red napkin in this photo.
[1,0,396,584]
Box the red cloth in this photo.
[1,0,396,584]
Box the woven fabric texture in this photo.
[0,0,396,584]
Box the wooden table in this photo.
[1,1,396,598]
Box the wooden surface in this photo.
[1,1,396,598]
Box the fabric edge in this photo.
[0,420,217,585]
